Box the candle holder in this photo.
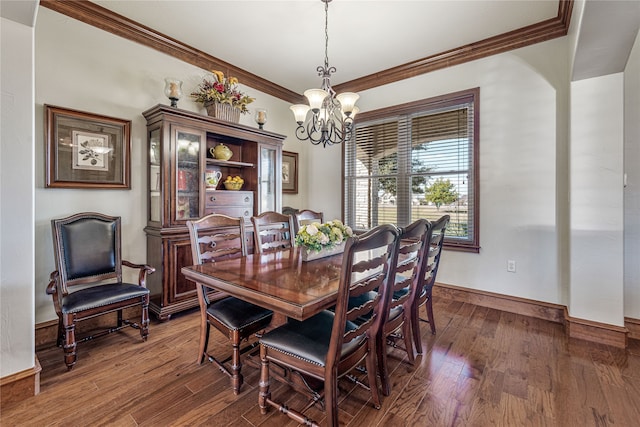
[255,108,267,129]
[164,78,183,108]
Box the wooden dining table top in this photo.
[181,247,344,321]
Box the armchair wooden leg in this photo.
[62,313,77,370]
[140,300,150,341]
[258,345,270,415]
[56,317,64,348]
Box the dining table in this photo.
[181,246,345,322]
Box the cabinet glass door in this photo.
[259,145,276,213]
[175,129,201,221]
[149,129,161,222]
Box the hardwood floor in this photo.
[3,297,640,426]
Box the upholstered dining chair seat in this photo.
[207,297,273,331]
[260,311,364,367]
[61,283,150,314]
[392,286,410,300]
[328,290,378,324]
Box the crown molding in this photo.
[333,0,573,94]
[40,0,573,103]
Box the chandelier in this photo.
[290,0,359,147]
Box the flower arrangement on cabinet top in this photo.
[295,220,354,252]
[190,70,254,114]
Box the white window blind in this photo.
[344,88,479,252]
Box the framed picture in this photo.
[45,105,131,189]
[282,150,298,194]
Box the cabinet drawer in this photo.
[204,206,253,220]
[205,190,253,207]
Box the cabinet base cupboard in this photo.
[143,104,285,320]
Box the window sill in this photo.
[443,242,480,253]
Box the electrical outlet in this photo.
[507,260,516,273]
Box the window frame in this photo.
[342,87,480,253]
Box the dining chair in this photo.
[282,206,299,217]
[251,211,295,253]
[47,212,155,370]
[293,209,324,234]
[186,213,274,395]
[258,223,400,427]
[412,214,450,352]
[376,218,431,396]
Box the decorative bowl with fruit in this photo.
[224,175,244,190]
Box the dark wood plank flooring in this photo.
[3,297,640,426]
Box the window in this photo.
[343,88,479,252]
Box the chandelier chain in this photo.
[324,0,330,70]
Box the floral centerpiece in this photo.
[295,220,353,261]
[190,70,254,122]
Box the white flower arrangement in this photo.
[295,219,354,252]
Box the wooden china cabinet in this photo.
[142,104,285,320]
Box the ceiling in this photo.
[89,0,560,94]
[2,1,639,96]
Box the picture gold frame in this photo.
[282,150,298,194]
[45,105,131,189]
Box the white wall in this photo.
[315,38,569,306]
[0,17,36,376]
[570,74,625,326]
[624,30,640,319]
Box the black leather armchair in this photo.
[47,212,154,370]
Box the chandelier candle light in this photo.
[290,0,359,147]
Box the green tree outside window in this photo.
[424,178,459,210]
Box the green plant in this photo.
[424,178,459,210]
[190,70,254,113]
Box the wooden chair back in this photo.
[411,214,450,344]
[329,223,400,376]
[294,209,323,233]
[251,211,295,253]
[187,213,247,265]
[387,219,431,327]
[52,212,123,295]
[422,215,449,297]
[187,213,246,307]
